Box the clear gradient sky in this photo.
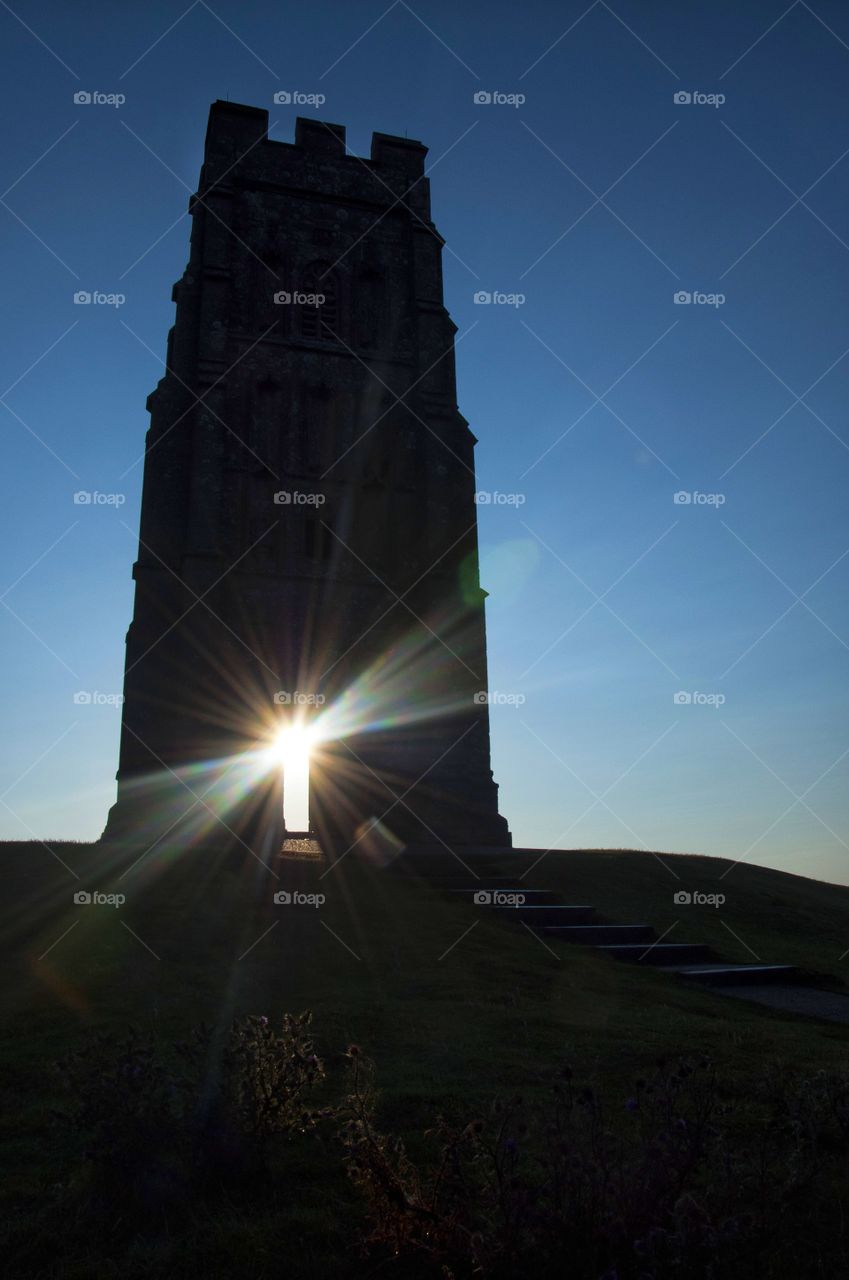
[0,1,847,883]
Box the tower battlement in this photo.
[201,100,429,202]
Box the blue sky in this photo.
[0,0,847,883]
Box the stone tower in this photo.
[103,100,511,854]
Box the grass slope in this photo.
[2,840,848,1275]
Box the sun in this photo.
[264,722,319,770]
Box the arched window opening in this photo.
[357,266,383,349]
[301,262,340,341]
[303,517,333,564]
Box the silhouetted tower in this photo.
[104,101,511,853]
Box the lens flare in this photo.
[262,721,318,832]
[264,722,319,770]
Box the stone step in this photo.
[438,878,803,994]
[598,942,716,965]
[490,904,597,925]
[537,923,656,945]
[673,963,800,986]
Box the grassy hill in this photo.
[3,839,849,1276]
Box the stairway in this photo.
[441,879,799,987]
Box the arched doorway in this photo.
[267,723,315,834]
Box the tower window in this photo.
[357,266,384,348]
[303,519,332,563]
[301,263,340,341]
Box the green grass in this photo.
[3,839,849,1276]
